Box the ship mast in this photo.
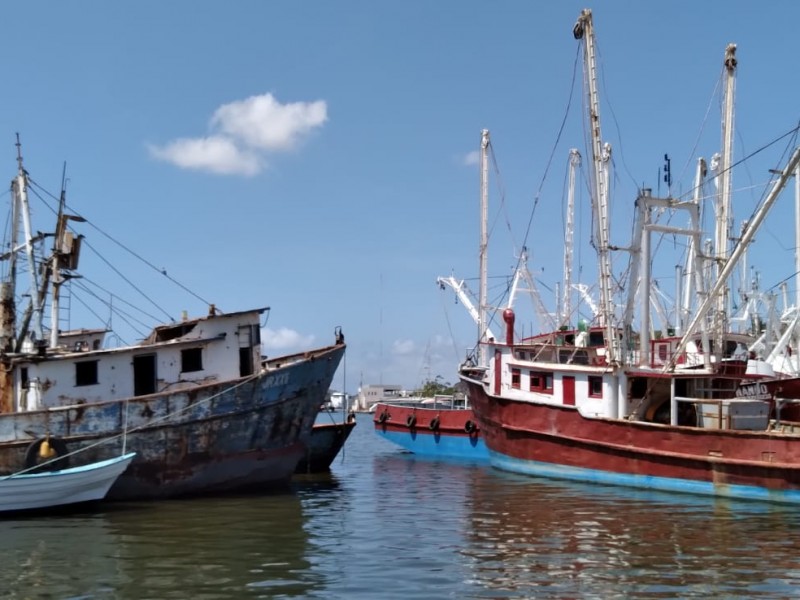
[574,9,617,366]
[11,135,44,351]
[478,129,490,367]
[712,43,737,356]
[562,149,581,326]
[795,160,800,370]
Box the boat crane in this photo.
[437,274,497,344]
[508,247,557,333]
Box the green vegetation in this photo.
[415,376,457,397]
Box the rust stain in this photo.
[72,399,87,422]
[0,358,12,414]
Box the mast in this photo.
[671,146,800,368]
[795,161,800,367]
[574,9,617,365]
[796,161,800,311]
[562,149,581,326]
[478,129,490,366]
[49,184,68,349]
[679,158,708,335]
[713,43,737,354]
[11,136,44,350]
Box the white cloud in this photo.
[211,93,327,151]
[391,339,416,356]
[148,136,261,176]
[261,327,316,352]
[149,93,327,176]
[463,150,480,166]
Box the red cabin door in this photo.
[562,376,575,406]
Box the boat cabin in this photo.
[4,308,266,412]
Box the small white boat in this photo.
[0,452,136,513]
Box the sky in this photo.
[2,1,800,395]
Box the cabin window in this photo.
[511,368,521,389]
[75,360,99,386]
[588,376,603,398]
[529,370,553,394]
[589,331,604,347]
[20,367,28,388]
[181,348,203,373]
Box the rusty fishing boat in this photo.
[0,139,345,499]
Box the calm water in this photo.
[3,418,800,599]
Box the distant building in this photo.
[352,384,409,412]
[326,390,350,410]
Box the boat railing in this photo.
[514,343,607,367]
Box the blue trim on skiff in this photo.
[4,452,137,480]
[489,451,800,505]
[376,430,488,462]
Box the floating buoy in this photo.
[25,437,69,471]
[39,438,56,459]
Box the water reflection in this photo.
[463,471,800,598]
[2,423,800,598]
[0,492,316,599]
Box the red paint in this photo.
[563,376,576,406]
[465,377,800,491]
[372,403,479,439]
[494,349,502,396]
[503,309,515,346]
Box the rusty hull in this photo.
[0,343,346,500]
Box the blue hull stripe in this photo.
[490,451,800,505]
[376,430,489,461]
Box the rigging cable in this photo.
[518,43,582,263]
[27,177,213,312]
[439,287,465,365]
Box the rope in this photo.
[10,370,265,476]
[518,44,582,261]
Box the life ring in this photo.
[24,436,70,471]
[406,414,417,428]
[464,420,477,434]
[429,416,440,431]
[377,411,389,424]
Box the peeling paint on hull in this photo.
[0,344,345,500]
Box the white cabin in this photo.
[10,308,266,412]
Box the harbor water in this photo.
[2,417,800,599]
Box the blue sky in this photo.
[3,2,800,394]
